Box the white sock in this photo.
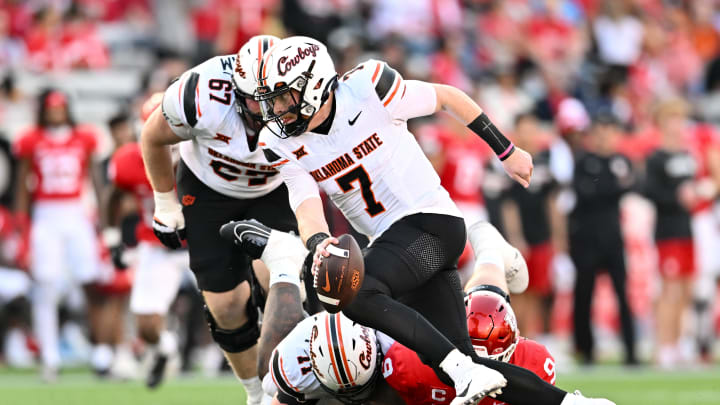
[439,349,473,387]
[91,344,114,371]
[240,376,264,405]
[560,392,577,405]
[474,250,505,273]
[262,230,306,289]
[158,330,178,357]
[32,283,61,369]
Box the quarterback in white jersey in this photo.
[140,35,308,405]
[251,36,597,405]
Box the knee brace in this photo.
[203,299,260,353]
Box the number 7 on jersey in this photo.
[336,165,386,217]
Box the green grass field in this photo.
[1,366,718,404]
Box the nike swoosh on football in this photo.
[322,270,332,292]
[348,111,362,126]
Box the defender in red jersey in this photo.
[382,287,555,405]
[13,89,107,381]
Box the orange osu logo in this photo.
[181,195,196,206]
[351,270,360,290]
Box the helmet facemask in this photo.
[256,74,315,138]
[231,76,265,134]
[255,41,339,138]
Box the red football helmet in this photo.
[465,286,519,362]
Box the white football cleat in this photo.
[560,390,616,405]
[468,221,528,294]
[449,363,507,405]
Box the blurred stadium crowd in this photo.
[1,0,719,383]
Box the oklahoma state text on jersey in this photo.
[382,337,555,405]
[162,54,282,199]
[259,59,461,238]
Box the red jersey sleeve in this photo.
[12,129,38,159]
[109,143,148,190]
[75,125,99,155]
[382,342,455,405]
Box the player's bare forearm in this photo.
[256,282,305,377]
[295,197,331,244]
[432,83,533,187]
[140,106,183,193]
[432,83,483,124]
[13,158,31,215]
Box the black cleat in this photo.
[146,354,168,389]
[219,219,272,260]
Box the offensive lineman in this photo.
[140,35,307,404]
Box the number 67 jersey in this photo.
[162,55,282,199]
[260,60,461,238]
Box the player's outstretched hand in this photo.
[312,236,340,275]
[152,191,186,249]
[502,146,533,188]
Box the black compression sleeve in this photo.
[473,356,567,405]
[468,113,515,161]
[306,232,330,253]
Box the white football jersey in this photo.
[259,59,461,238]
[269,315,330,403]
[162,55,283,199]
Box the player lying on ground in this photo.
[220,219,615,404]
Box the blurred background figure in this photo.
[642,98,698,369]
[500,113,563,339]
[569,116,636,366]
[104,94,190,388]
[12,89,107,381]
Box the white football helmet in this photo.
[232,35,280,132]
[309,312,381,404]
[255,36,338,138]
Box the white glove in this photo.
[152,190,186,249]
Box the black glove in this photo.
[152,218,186,249]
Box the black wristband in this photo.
[468,113,515,161]
[306,232,330,253]
[465,284,511,304]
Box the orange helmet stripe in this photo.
[325,315,344,387]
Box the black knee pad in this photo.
[203,301,260,353]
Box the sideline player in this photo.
[13,89,108,382]
[106,93,189,387]
[253,36,561,404]
[140,35,306,403]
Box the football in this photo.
[314,234,365,313]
